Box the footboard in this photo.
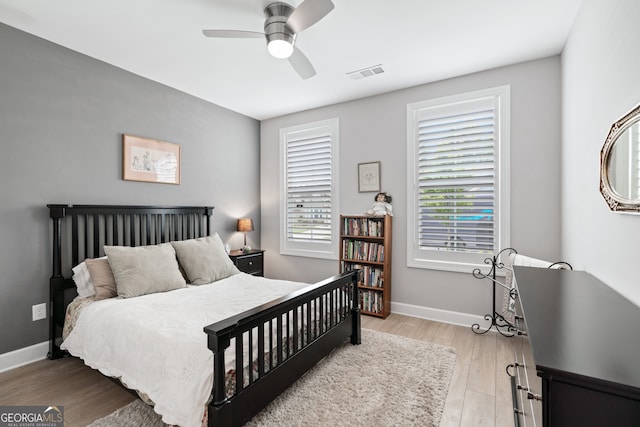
[204,270,361,427]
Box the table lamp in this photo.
[237,217,254,250]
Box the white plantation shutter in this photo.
[407,87,510,272]
[418,104,495,252]
[286,134,332,242]
[280,118,339,259]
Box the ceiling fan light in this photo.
[267,39,294,59]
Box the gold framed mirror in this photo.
[600,104,640,212]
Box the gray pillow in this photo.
[171,233,240,285]
[104,243,186,298]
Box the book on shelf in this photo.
[341,262,384,288]
[341,240,384,262]
[360,289,383,314]
[342,217,384,237]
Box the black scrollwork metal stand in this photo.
[471,247,518,337]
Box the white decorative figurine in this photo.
[366,192,393,216]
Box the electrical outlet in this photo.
[32,303,46,321]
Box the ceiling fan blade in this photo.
[288,46,316,80]
[287,0,334,33]
[202,29,264,38]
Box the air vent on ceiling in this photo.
[346,64,385,80]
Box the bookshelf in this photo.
[339,215,392,318]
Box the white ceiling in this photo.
[0,0,583,120]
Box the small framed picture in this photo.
[358,161,381,193]
[123,134,181,184]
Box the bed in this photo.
[47,204,361,427]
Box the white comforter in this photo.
[61,273,309,427]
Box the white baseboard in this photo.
[0,341,49,373]
[391,301,487,329]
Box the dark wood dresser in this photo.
[511,266,640,426]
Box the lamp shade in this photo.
[237,218,254,232]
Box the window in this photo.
[280,118,339,259]
[406,86,510,273]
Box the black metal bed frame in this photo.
[48,204,361,427]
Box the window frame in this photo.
[279,118,340,260]
[406,86,510,273]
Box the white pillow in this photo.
[72,259,97,298]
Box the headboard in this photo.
[47,204,214,358]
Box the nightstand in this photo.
[228,249,264,276]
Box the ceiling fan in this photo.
[202,0,334,79]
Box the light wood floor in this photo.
[362,314,514,427]
[0,314,514,426]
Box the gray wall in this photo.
[562,0,640,307]
[0,23,260,355]
[260,56,562,320]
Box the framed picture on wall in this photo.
[358,161,381,192]
[122,134,181,184]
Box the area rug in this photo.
[88,329,456,427]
